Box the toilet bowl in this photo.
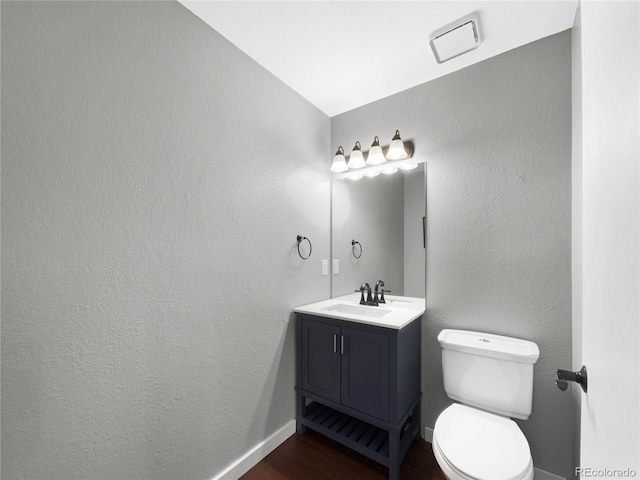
[432,404,533,480]
[433,330,540,480]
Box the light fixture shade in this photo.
[366,136,386,165]
[386,130,408,160]
[347,141,366,169]
[381,166,398,175]
[331,146,349,172]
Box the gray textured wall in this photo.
[331,31,573,477]
[1,2,330,479]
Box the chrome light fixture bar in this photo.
[331,130,421,179]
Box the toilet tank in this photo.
[438,329,540,420]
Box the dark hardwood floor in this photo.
[240,429,446,480]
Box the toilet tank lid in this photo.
[438,329,540,363]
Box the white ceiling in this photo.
[179,1,578,117]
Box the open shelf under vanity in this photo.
[299,400,420,469]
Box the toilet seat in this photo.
[432,404,533,480]
[432,436,477,480]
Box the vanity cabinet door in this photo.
[340,326,390,422]
[301,318,341,403]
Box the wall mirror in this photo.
[331,165,426,298]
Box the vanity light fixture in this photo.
[366,136,386,165]
[331,130,421,179]
[386,130,408,160]
[331,146,349,173]
[347,141,366,169]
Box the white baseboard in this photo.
[211,420,296,480]
[423,426,566,480]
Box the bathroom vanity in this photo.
[294,294,424,480]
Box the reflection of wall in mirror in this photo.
[331,168,425,299]
[332,173,403,297]
[404,169,426,298]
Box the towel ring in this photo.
[297,235,312,260]
[351,240,362,259]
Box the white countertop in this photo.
[293,293,425,329]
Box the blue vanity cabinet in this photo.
[340,325,390,421]
[296,313,421,480]
[300,318,341,403]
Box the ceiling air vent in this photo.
[429,15,481,64]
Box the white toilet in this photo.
[432,329,540,480]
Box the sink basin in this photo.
[294,293,425,329]
[322,303,392,318]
